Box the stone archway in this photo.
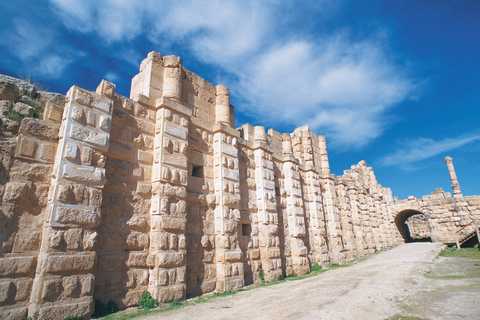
[395,210,430,242]
[390,203,431,243]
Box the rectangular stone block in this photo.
[62,164,104,185]
[46,254,95,273]
[126,252,148,267]
[225,250,243,262]
[97,254,123,270]
[129,117,155,134]
[0,256,36,276]
[50,204,100,228]
[164,123,187,140]
[39,299,93,320]
[138,149,153,164]
[157,284,185,302]
[161,216,186,231]
[70,125,108,149]
[18,136,37,158]
[157,252,185,268]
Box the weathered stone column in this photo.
[253,126,282,281]
[162,56,182,102]
[148,97,190,302]
[28,80,115,319]
[444,156,462,198]
[212,123,244,291]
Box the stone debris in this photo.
[0,51,478,320]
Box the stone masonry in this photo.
[0,51,479,319]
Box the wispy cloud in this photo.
[41,0,415,148]
[379,134,480,170]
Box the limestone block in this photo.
[62,165,104,185]
[157,252,185,267]
[123,290,144,307]
[161,216,186,231]
[17,136,37,158]
[46,254,95,273]
[126,252,148,268]
[38,142,56,162]
[13,278,32,301]
[13,230,40,252]
[128,117,155,134]
[157,284,185,302]
[2,181,30,203]
[0,281,13,304]
[51,204,100,228]
[38,300,93,320]
[126,233,149,250]
[138,150,153,164]
[0,256,36,276]
[0,307,28,320]
[42,278,62,301]
[70,125,109,149]
[13,102,34,116]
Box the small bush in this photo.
[169,299,182,307]
[64,316,84,320]
[259,268,265,282]
[278,274,286,281]
[310,262,322,272]
[213,289,235,297]
[138,291,157,310]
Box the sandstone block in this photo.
[161,216,186,231]
[123,290,144,307]
[126,233,149,250]
[41,278,62,301]
[157,284,185,302]
[0,281,13,305]
[0,115,20,133]
[18,137,37,158]
[39,299,93,320]
[62,165,104,185]
[51,204,100,228]
[70,125,108,149]
[19,117,59,140]
[157,252,185,267]
[0,307,27,320]
[46,254,95,273]
[106,141,135,162]
[98,254,123,270]
[14,278,33,301]
[0,256,36,276]
[126,252,148,267]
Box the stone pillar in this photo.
[28,80,115,319]
[162,55,182,102]
[212,123,244,292]
[148,97,190,302]
[318,135,330,175]
[444,156,462,198]
[253,127,282,281]
[283,159,309,275]
[215,85,232,126]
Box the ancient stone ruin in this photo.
[1,51,479,319]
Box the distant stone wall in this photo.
[1,52,478,319]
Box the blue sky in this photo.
[1,0,479,199]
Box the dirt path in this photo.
[137,243,480,320]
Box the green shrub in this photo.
[259,268,265,282]
[64,316,84,320]
[169,299,182,307]
[138,291,157,310]
[310,262,322,272]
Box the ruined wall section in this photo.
[94,91,156,308]
[392,190,480,244]
[0,97,63,319]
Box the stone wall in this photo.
[1,51,479,319]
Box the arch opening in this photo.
[395,210,432,243]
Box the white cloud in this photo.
[238,38,412,148]
[45,0,415,148]
[379,134,480,170]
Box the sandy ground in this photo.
[137,243,480,320]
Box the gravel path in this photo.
[137,243,480,320]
